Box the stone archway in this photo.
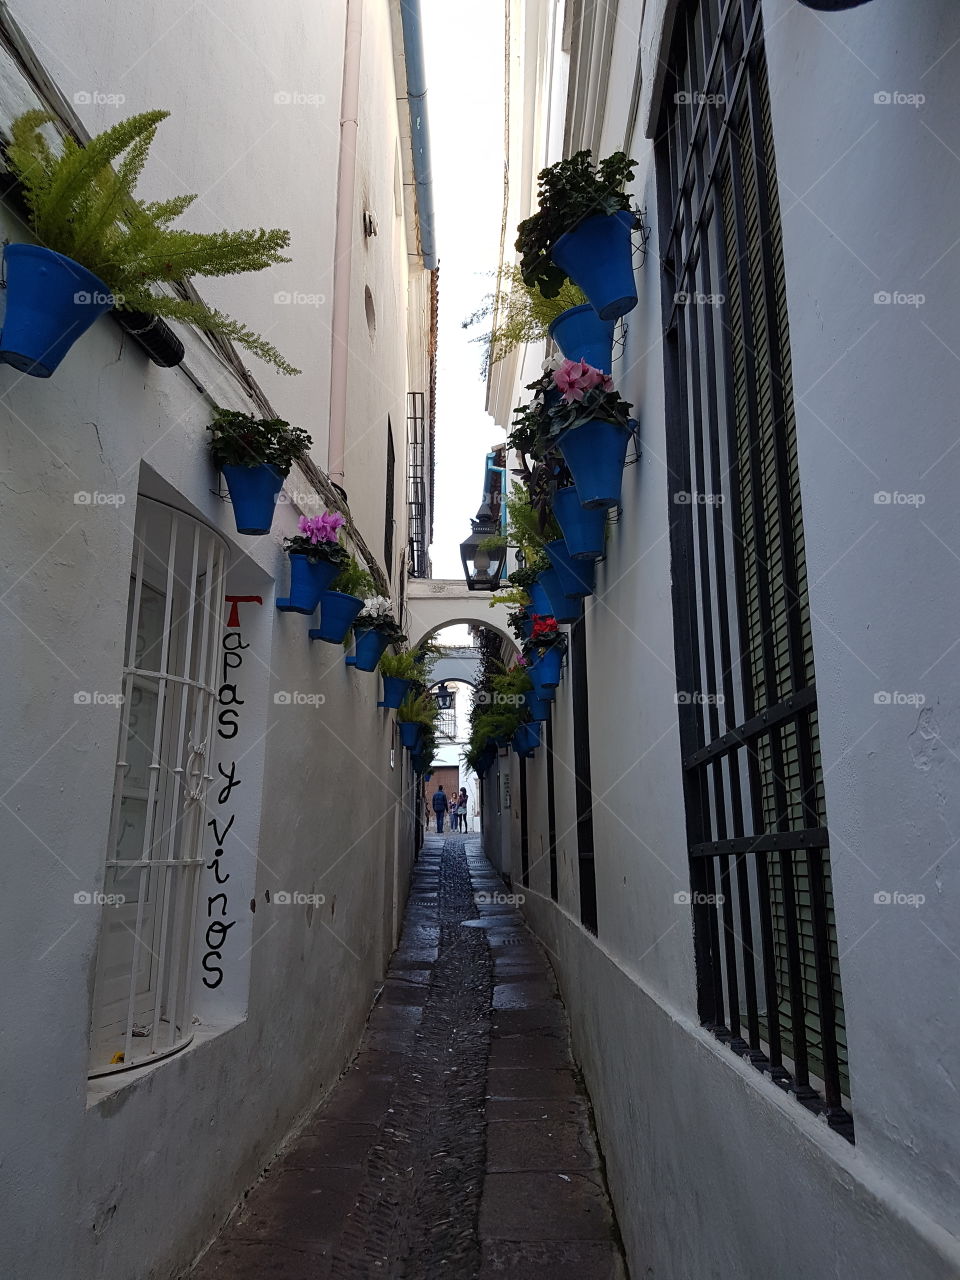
[405,579,516,653]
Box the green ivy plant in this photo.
[5,109,299,373]
[516,150,637,297]
[207,409,311,471]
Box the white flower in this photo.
[541,353,564,373]
[360,594,393,621]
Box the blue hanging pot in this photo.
[550,210,638,323]
[527,658,556,702]
[553,485,607,560]
[0,244,114,377]
[349,627,393,672]
[545,539,595,599]
[512,722,541,758]
[222,463,286,535]
[398,721,422,751]
[532,645,563,689]
[539,568,581,623]
[380,675,412,709]
[309,590,364,644]
[524,689,551,721]
[548,304,616,372]
[527,580,553,617]
[276,553,340,614]
[517,610,534,641]
[557,420,630,510]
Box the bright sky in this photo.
[421,1,506,580]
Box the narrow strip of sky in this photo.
[421,1,506,579]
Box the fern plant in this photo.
[330,557,376,599]
[4,109,299,374]
[379,650,421,680]
[396,691,440,726]
[462,265,586,376]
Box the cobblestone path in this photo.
[190,834,627,1279]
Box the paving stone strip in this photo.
[189,834,627,1280]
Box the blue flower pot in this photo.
[309,590,364,644]
[557,420,630,510]
[550,210,638,323]
[398,721,422,751]
[380,675,412,709]
[524,689,551,722]
[276,553,339,614]
[349,627,393,672]
[553,485,607,560]
[532,645,563,689]
[539,568,581,623]
[527,580,553,617]
[518,611,534,641]
[513,722,541,758]
[222,463,286,535]
[548,304,616,372]
[545,539,595,599]
[0,244,113,377]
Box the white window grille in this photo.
[89,497,228,1076]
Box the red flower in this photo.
[531,614,558,638]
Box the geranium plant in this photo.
[524,614,567,655]
[355,595,405,643]
[516,150,637,297]
[208,409,312,471]
[283,513,349,566]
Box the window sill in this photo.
[86,1014,245,1109]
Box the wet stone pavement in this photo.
[190,834,627,1279]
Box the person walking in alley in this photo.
[457,787,469,832]
[431,784,448,834]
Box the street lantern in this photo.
[434,682,454,711]
[460,518,507,591]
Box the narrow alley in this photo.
[191,835,626,1279]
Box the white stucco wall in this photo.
[489,0,960,1276]
[0,3,429,1277]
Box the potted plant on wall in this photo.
[378,650,420,709]
[396,690,439,751]
[2,110,299,377]
[462,265,600,375]
[208,409,312,535]
[277,511,348,613]
[347,596,405,671]
[524,615,567,695]
[546,359,634,509]
[309,557,375,645]
[552,482,608,560]
[516,150,639,322]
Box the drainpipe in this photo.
[327,0,363,490]
[399,0,438,269]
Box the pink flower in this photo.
[553,358,613,403]
[298,511,345,544]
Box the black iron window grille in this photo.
[407,392,428,579]
[657,0,852,1139]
